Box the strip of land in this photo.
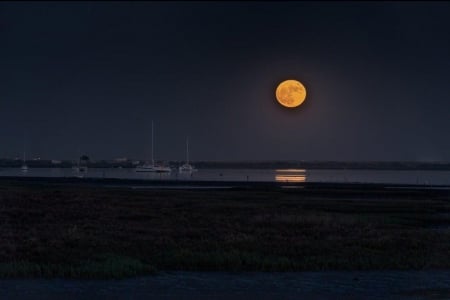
[2,159,450,170]
[0,177,448,278]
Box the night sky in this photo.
[1,2,449,162]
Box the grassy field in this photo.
[0,179,449,278]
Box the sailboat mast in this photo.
[20,132,29,171]
[186,137,189,164]
[23,132,27,165]
[151,121,154,165]
[22,134,26,164]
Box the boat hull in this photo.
[179,164,196,173]
[135,165,171,173]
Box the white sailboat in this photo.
[136,121,171,173]
[179,136,196,173]
[21,148,28,172]
[21,136,28,172]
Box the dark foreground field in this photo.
[0,178,449,278]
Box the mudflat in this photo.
[0,178,449,278]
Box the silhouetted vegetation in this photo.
[0,179,448,278]
[0,255,154,279]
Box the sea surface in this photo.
[1,167,450,186]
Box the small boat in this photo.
[72,165,87,178]
[73,149,88,176]
[21,137,28,172]
[179,137,196,173]
[21,164,28,172]
[179,163,194,172]
[136,163,171,173]
[136,121,171,173]
[72,166,88,173]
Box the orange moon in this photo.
[275,80,307,108]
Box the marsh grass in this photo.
[157,249,295,271]
[0,181,449,278]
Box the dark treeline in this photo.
[191,161,450,170]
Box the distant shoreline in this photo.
[1,160,450,170]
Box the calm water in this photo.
[1,167,450,185]
[1,270,450,300]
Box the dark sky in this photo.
[1,1,449,162]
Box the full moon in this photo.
[275,79,307,108]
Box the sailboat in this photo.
[179,136,196,173]
[21,149,28,172]
[136,121,171,173]
[21,136,28,172]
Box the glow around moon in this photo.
[275,80,307,108]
